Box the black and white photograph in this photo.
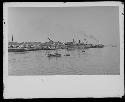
[3,2,124,98]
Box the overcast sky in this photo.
[8,6,119,45]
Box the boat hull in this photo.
[64,54,70,56]
[8,48,26,52]
[47,53,61,57]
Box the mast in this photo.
[73,38,75,43]
[12,35,13,42]
[73,34,75,43]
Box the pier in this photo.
[8,34,104,52]
[8,41,104,52]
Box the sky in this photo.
[8,6,119,45]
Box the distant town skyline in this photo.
[8,6,119,45]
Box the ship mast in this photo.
[12,35,13,42]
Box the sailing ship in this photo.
[47,36,61,57]
[48,37,61,57]
[47,44,61,57]
[47,49,61,57]
[64,49,70,56]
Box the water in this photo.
[8,46,120,75]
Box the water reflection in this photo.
[48,55,61,61]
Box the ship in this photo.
[8,48,26,52]
[47,36,61,57]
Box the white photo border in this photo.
[3,2,124,98]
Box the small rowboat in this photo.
[64,54,70,56]
[47,53,61,57]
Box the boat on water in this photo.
[64,49,70,56]
[47,40,61,57]
[8,47,40,52]
[82,50,85,52]
[48,53,61,57]
[84,44,104,48]
[64,54,70,56]
[112,45,117,47]
[8,48,26,52]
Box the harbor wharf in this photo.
[8,41,104,52]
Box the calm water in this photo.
[8,46,120,75]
